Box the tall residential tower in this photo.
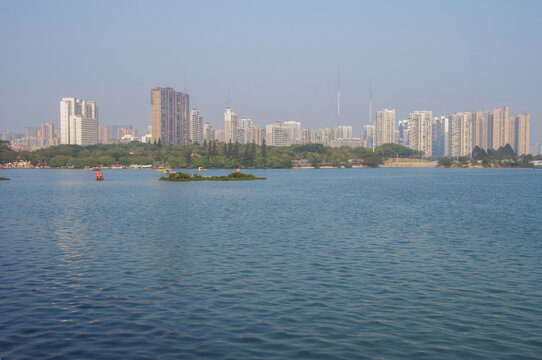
[151,87,189,145]
[375,109,396,146]
[408,110,432,156]
[224,107,239,143]
[59,98,98,145]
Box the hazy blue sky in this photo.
[1,0,541,144]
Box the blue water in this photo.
[1,168,541,359]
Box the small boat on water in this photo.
[96,171,104,181]
[197,167,208,171]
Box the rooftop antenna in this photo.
[227,88,231,108]
[337,68,341,126]
[370,80,374,151]
[184,76,187,93]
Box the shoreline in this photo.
[1,165,536,170]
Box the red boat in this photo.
[96,171,104,181]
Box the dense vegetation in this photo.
[160,171,266,181]
[1,141,422,169]
[0,140,18,163]
[438,144,534,168]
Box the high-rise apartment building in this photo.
[224,107,238,143]
[283,121,302,145]
[432,116,449,156]
[99,125,112,144]
[60,98,98,145]
[189,109,204,144]
[266,122,290,146]
[335,125,352,139]
[486,106,509,150]
[41,122,55,141]
[362,125,375,149]
[238,118,262,145]
[203,123,215,142]
[375,109,396,146]
[25,127,38,138]
[511,114,530,155]
[448,112,472,157]
[398,120,409,146]
[151,87,189,145]
[408,111,432,156]
[319,127,336,146]
[215,129,226,143]
[471,111,487,150]
[301,129,318,144]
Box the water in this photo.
[1,168,541,359]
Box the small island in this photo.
[0,177,10,181]
[160,171,266,182]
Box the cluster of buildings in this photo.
[0,88,534,157]
[150,87,366,148]
[6,122,60,151]
[150,87,531,156]
[393,108,530,156]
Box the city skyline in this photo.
[0,1,541,144]
[9,97,533,157]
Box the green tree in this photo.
[472,146,488,161]
[261,138,267,158]
[360,152,382,167]
[0,140,18,163]
[185,147,193,166]
[49,155,74,167]
[232,142,240,160]
[438,157,453,167]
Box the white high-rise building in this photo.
[301,129,317,144]
[239,118,262,144]
[60,98,98,145]
[375,109,396,146]
[335,125,352,139]
[266,122,290,146]
[319,128,335,146]
[448,112,472,157]
[283,121,302,145]
[189,109,204,144]
[408,110,432,156]
[362,125,375,149]
[224,107,238,143]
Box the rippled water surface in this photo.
[1,168,542,359]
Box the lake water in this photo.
[1,168,541,359]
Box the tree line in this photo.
[438,144,535,168]
[1,140,428,169]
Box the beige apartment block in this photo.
[375,109,396,146]
[408,110,432,156]
[448,112,473,157]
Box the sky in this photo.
[0,0,541,145]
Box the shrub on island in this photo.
[160,171,265,182]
